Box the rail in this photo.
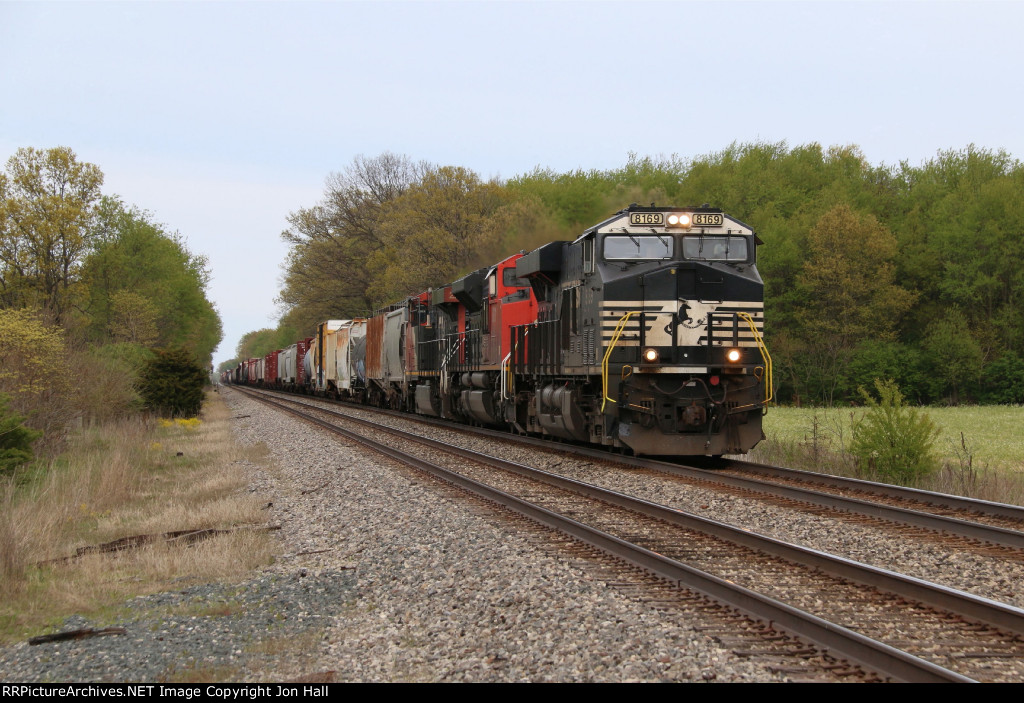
[236,387,983,682]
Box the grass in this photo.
[162,662,244,684]
[761,405,1024,472]
[747,404,1024,504]
[0,391,276,644]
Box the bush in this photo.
[842,340,929,404]
[851,379,939,483]
[0,309,72,449]
[66,344,151,422]
[977,351,1024,404]
[0,394,41,476]
[138,348,207,418]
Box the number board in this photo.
[693,213,724,226]
[629,212,664,226]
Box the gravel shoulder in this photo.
[285,393,1024,610]
[0,388,790,683]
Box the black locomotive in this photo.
[509,204,771,456]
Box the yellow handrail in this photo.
[601,311,639,412]
[600,309,772,412]
[502,326,528,401]
[736,311,773,405]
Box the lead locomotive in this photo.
[508,204,770,456]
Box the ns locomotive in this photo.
[231,204,771,457]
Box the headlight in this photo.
[666,213,691,228]
[726,349,741,363]
[643,347,659,363]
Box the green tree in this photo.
[842,339,928,404]
[263,142,1024,405]
[796,204,916,404]
[923,308,984,404]
[977,351,1024,404]
[278,153,427,327]
[108,290,159,345]
[894,146,1024,350]
[0,308,72,443]
[367,166,516,304]
[80,198,221,364]
[0,393,41,476]
[509,166,616,228]
[234,326,300,361]
[0,147,103,320]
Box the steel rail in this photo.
[247,386,1024,551]
[237,387,980,682]
[719,458,1024,522]
[247,387,1024,639]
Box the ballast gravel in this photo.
[302,395,1024,610]
[0,389,792,683]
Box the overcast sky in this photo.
[2,0,1022,366]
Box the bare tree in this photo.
[277,153,430,325]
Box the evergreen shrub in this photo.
[851,379,939,483]
[0,394,41,475]
[139,348,207,418]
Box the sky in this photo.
[2,0,1023,367]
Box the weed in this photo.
[0,392,275,644]
[163,662,242,683]
[748,400,1024,504]
[849,380,939,483]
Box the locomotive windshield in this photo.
[682,235,749,262]
[502,267,529,288]
[604,235,673,261]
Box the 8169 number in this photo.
[692,214,723,226]
[629,213,664,225]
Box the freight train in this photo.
[226,204,772,456]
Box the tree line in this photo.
[1,146,222,466]
[229,142,1024,407]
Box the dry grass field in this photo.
[0,392,276,643]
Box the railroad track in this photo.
[714,459,1024,531]
[246,387,1024,557]
[235,386,1024,682]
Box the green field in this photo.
[759,405,1024,473]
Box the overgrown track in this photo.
[236,386,1024,682]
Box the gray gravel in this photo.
[0,572,354,682]
[297,394,1024,609]
[0,389,796,683]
